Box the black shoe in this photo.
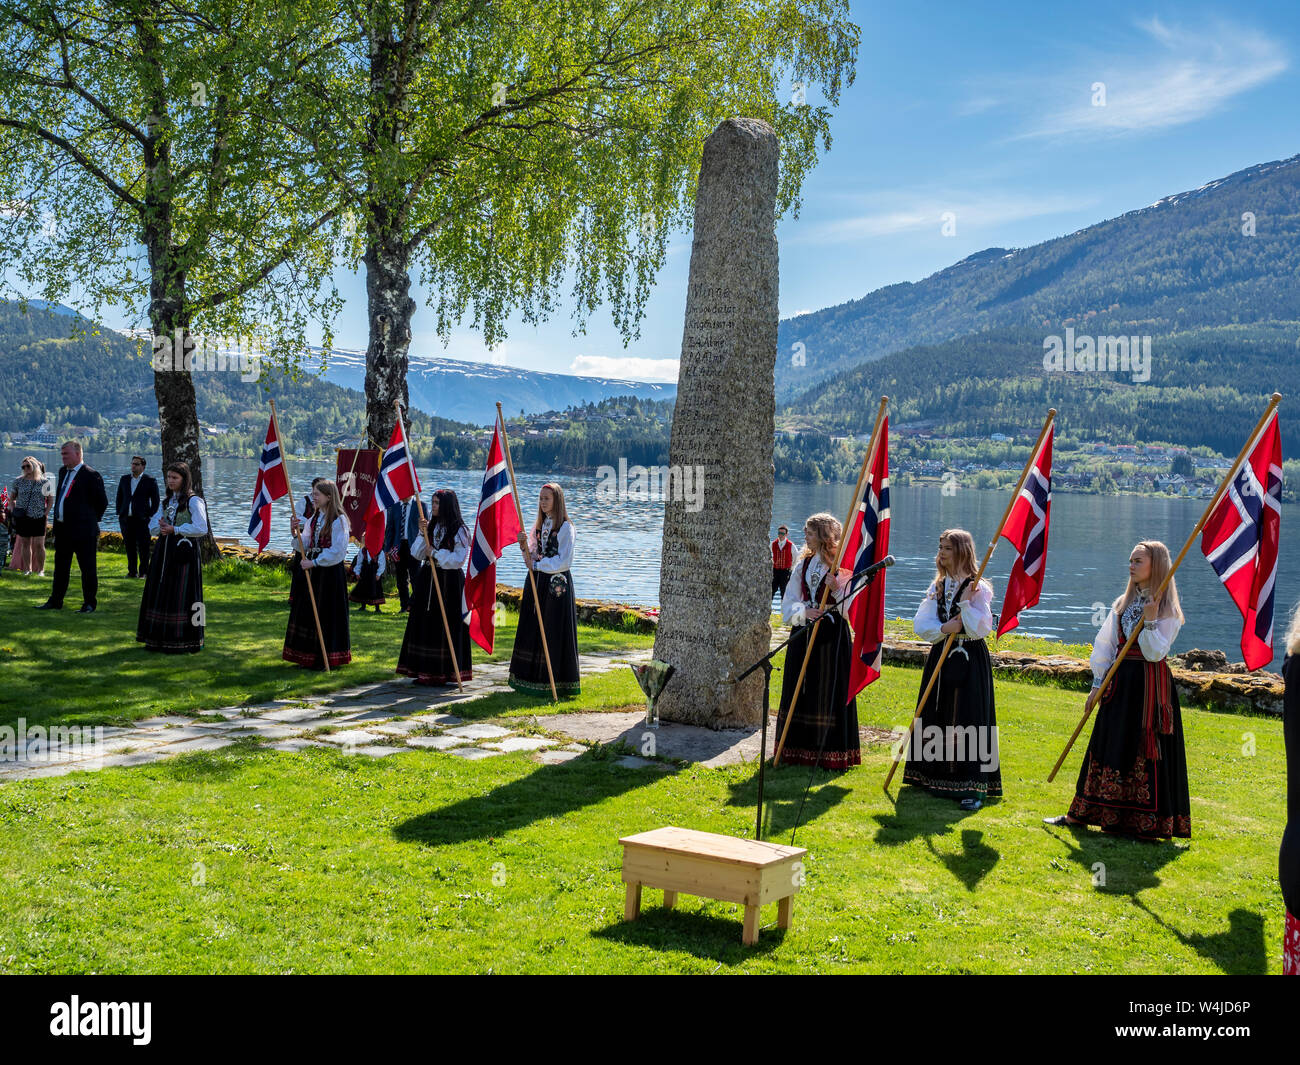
[36,601,62,610]
[959,798,983,811]
[77,604,96,614]
[126,572,137,579]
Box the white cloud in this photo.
[801,191,1095,244]
[1014,18,1287,139]
[570,355,679,382]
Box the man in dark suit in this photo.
[115,455,160,578]
[383,497,422,612]
[38,440,109,613]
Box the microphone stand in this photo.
[735,630,793,841]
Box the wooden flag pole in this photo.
[496,402,559,703]
[1047,391,1283,782]
[884,407,1057,792]
[270,398,331,673]
[394,401,463,693]
[772,395,889,766]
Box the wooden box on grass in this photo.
[619,826,806,946]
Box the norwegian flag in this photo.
[247,418,289,551]
[374,418,420,510]
[461,422,522,653]
[840,417,890,697]
[997,427,1053,638]
[1201,411,1283,670]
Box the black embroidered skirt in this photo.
[508,570,580,695]
[902,637,1001,800]
[1068,655,1191,839]
[349,558,386,605]
[136,534,204,653]
[283,563,352,669]
[397,565,471,685]
[775,613,860,770]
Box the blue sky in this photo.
[406,1,1300,380]
[26,2,1300,381]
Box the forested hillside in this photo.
[775,154,1300,398]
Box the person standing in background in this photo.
[115,456,160,579]
[38,441,107,613]
[771,524,794,601]
[0,485,10,571]
[8,456,52,576]
[384,496,421,612]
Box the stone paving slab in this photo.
[340,745,402,758]
[261,705,335,723]
[266,738,336,753]
[316,730,390,747]
[534,748,585,765]
[405,735,470,751]
[483,736,558,752]
[156,735,239,756]
[135,715,193,727]
[444,723,512,740]
[531,711,767,768]
[419,714,464,727]
[448,747,505,760]
[614,755,669,770]
[370,720,428,737]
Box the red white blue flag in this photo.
[375,418,420,509]
[841,417,890,697]
[462,423,522,653]
[997,427,1053,638]
[1201,411,1282,670]
[248,418,289,552]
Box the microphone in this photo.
[851,554,896,581]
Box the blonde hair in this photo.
[799,512,842,567]
[1286,601,1300,656]
[532,482,570,538]
[1112,540,1184,622]
[313,480,344,529]
[20,456,51,495]
[934,528,978,585]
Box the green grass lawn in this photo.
[0,552,1287,973]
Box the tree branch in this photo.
[0,118,144,209]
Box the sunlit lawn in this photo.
[0,551,1285,973]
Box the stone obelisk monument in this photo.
[654,117,778,729]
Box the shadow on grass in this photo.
[591,906,786,963]
[724,766,851,844]
[1130,898,1267,975]
[872,785,1002,890]
[391,752,659,847]
[924,829,1000,892]
[1042,825,1186,898]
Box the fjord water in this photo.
[7,448,1295,669]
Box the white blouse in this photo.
[413,524,470,570]
[1089,597,1182,687]
[150,495,208,537]
[530,518,574,574]
[302,515,348,567]
[913,576,994,643]
[780,555,848,627]
[352,549,387,578]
